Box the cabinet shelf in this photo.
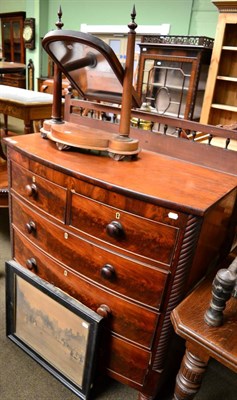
[217,75,237,82]
[211,103,237,112]
[222,46,237,51]
[200,2,237,126]
[162,111,185,118]
[148,83,190,91]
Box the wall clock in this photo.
[23,18,35,50]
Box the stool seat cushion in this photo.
[0,85,54,105]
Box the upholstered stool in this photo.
[0,85,60,134]
[0,86,64,207]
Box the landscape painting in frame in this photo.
[6,261,103,399]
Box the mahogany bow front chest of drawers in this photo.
[5,133,237,400]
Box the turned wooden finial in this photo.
[204,259,237,327]
[55,5,64,30]
[128,4,137,32]
[119,5,137,137]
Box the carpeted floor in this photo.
[1,117,237,399]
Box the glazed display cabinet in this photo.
[0,11,26,88]
[136,35,213,122]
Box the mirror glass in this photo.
[43,31,140,106]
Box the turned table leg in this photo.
[3,114,8,135]
[24,118,32,134]
[173,347,208,400]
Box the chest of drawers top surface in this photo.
[5,133,237,216]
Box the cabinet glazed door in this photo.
[1,13,25,63]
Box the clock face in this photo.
[23,25,33,42]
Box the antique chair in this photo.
[171,253,237,400]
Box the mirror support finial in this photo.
[129,4,137,32]
[55,5,64,30]
[119,5,137,137]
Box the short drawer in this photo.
[13,230,159,350]
[70,192,179,265]
[107,335,151,386]
[10,161,67,222]
[11,195,169,309]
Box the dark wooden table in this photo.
[171,260,237,400]
[0,61,26,74]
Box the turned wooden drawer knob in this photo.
[106,220,124,239]
[96,304,111,318]
[100,264,116,281]
[26,220,36,234]
[25,183,38,197]
[26,257,37,271]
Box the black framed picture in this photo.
[5,260,104,399]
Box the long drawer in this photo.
[13,228,160,350]
[11,195,170,309]
[70,192,179,265]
